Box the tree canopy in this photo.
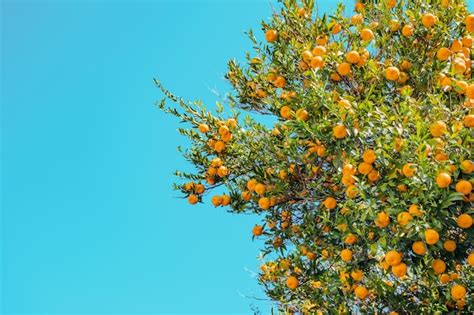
[158,0,473,313]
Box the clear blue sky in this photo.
[4,0,471,314]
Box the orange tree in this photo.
[157,0,474,313]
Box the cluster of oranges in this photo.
[162,0,474,313]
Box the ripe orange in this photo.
[464,114,474,127]
[392,262,407,278]
[188,194,198,204]
[457,213,472,229]
[247,179,257,191]
[241,190,251,201]
[401,24,414,37]
[466,85,474,99]
[351,269,363,281]
[195,184,205,194]
[468,253,474,266]
[344,233,358,244]
[389,19,400,31]
[358,162,373,175]
[386,0,396,9]
[286,276,299,290]
[255,183,266,195]
[467,14,474,32]
[346,51,360,64]
[402,163,417,177]
[258,197,270,209]
[425,229,440,245]
[310,56,324,69]
[302,50,313,62]
[312,45,327,56]
[323,197,337,209]
[412,241,426,255]
[461,160,474,174]
[385,67,400,81]
[280,105,292,119]
[214,141,226,153]
[421,13,437,28]
[451,284,466,300]
[274,76,286,88]
[385,250,402,266]
[337,62,351,76]
[265,29,278,42]
[217,165,229,177]
[332,23,342,34]
[443,240,457,252]
[437,47,451,61]
[397,211,413,226]
[439,273,450,284]
[455,180,472,194]
[430,120,447,137]
[333,124,348,139]
[432,259,446,274]
[375,211,390,228]
[340,249,353,262]
[360,28,374,41]
[252,225,263,236]
[211,195,223,207]
[368,169,380,182]
[354,286,368,299]
[345,185,358,198]
[407,204,422,217]
[198,123,210,133]
[221,194,231,206]
[362,149,376,164]
[436,172,452,188]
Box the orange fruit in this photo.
[392,262,407,278]
[421,13,437,28]
[351,269,363,281]
[310,56,324,69]
[286,276,299,290]
[337,62,351,76]
[457,213,472,229]
[252,225,263,236]
[241,190,251,201]
[198,123,210,133]
[430,120,447,137]
[443,240,457,252]
[385,67,400,81]
[368,169,380,182]
[312,45,327,56]
[402,24,414,37]
[332,23,342,34]
[358,162,373,175]
[362,149,376,164]
[280,105,292,119]
[385,250,402,266]
[397,212,413,226]
[195,184,205,194]
[408,204,423,216]
[466,85,474,99]
[440,273,450,284]
[247,179,257,191]
[346,51,360,64]
[217,165,229,177]
[360,28,374,41]
[402,163,417,177]
[345,185,359,198]
[386,0,396,9]
[436,172,452,188]
[468,253,474,266]
[340,249,353,262]
[255,183,266,195]
[461,160,474,173]
[258,197,270,209]
[344,233,358,244]
[211,195,223,207]
[221,194,231,206]
[274,76,286,88]
[375,211,390,228]
[354,286,368,299]
[432,259,446,274]
[265,29,278,42]
[412,241,426,255]
[214,141,226,153]
[302,50,313,62]
[467,14,474,32]
[451,284,466,300]
[323,197,337,209]
[188,194,198,204]
[425,229,440,245]
[455,180,472,194]
[389,19,400,31]
[333,124,348,139]
[464,114,474,127]
[437,47,451,61]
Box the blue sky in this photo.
[3,0,471,314]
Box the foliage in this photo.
[157,0,474,313]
